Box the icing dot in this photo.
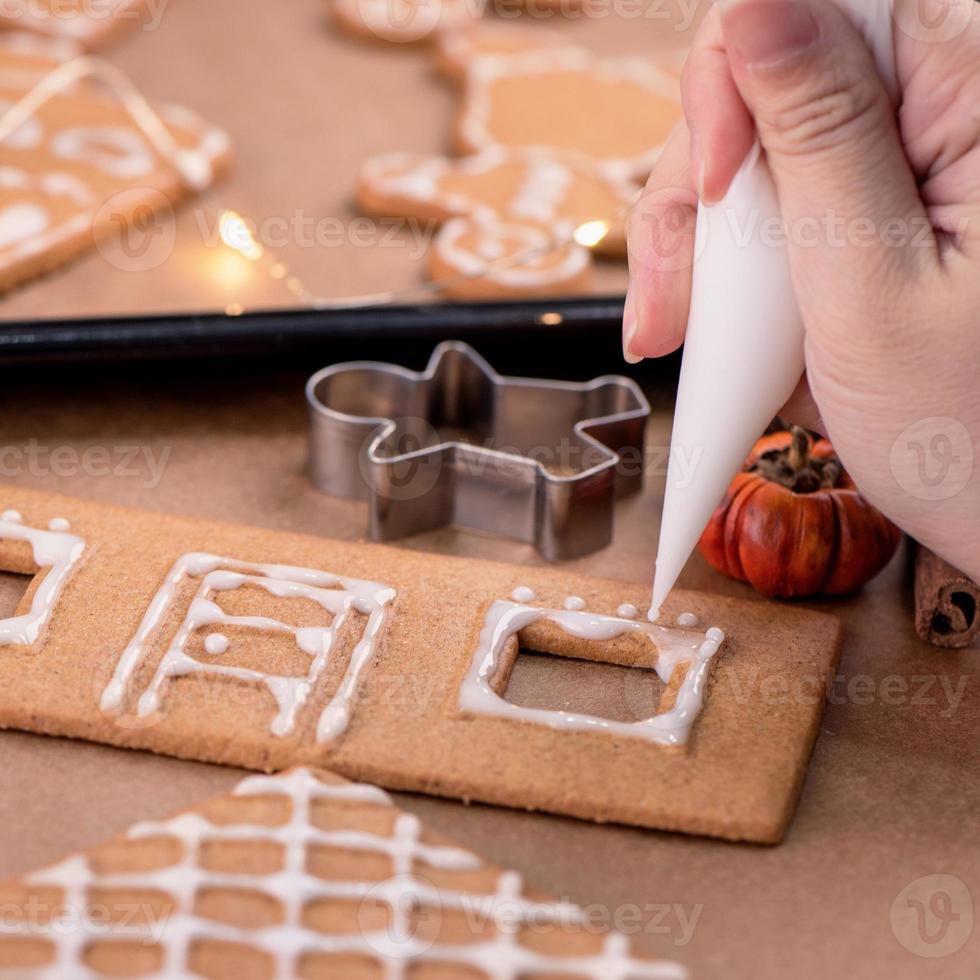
[676,612,699,628]
[204,633,229,655]
[706,627,725,643]
[1,509,22,523]
[616,603,639,620]
[175,149,213,190]
[48,518,71,532]
[511,586,536,603]
[563,596,585,611]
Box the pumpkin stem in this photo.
[788,426,809,470]
[748,426,844,494]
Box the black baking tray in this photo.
[0,295,682,384]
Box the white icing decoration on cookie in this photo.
[0,767,682,979]
[51,125,155,179]
[434,217,590,291]
[100,553,396,742]
[0,97,43,148]
[203,631,228,655]
[0,514,85,646]
[360,146,636,235]
[0,202,48,250]
[616,603,639,619]
[676,611,699,628]
[563,595,585,611]
[511,585,535,602]
[46,517,70,531]
[459,599,723,746]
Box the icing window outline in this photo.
[458,599,724,747]
[100,552,396,741]
[0,512,85,647]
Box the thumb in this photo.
[718,0,935,317]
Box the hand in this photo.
[625,0,980,583]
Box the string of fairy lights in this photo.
[0,53,621,314]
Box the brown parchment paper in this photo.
[0,362,978,980]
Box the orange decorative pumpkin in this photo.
[698,426,902,598]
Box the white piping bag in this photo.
[649,0,897,617]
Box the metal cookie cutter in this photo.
[305,341,650,560]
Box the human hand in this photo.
[625,0,980,582]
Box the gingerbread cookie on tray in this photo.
[434,20,571,81]
[0,486,840,843]
[357,146,636,256]
[456,48,681,181]
[0,767,687,978]
[429,214,592,298]
[0,41,232,294]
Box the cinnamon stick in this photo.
[914,543,980,648]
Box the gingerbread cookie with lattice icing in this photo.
[0,0,161,50]
[357,146,636,257]
[434,21,571,81]
[331,0,474,45]
[0,40,231,294]
[0,767,687,978]
[0,486,841,842]
[456,48,681,181]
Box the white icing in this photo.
[0,97,43,148]
[47,517,70,532]
[0,201,48,251]
[0,768,683,979]
[203,632,228,655]
[0,515,85,646]
[459,599,724,746]
[510,156,573,223]
[616,603,639,619]
[676,612,698,628]
[50,125,155,179]
[511,585,535,602]
[100,552,396,741]
[563,595,585,611]
[433,217,590,291]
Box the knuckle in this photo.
[761,63,884,157]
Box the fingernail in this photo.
[623,281,644,364]
[719,0,820,68]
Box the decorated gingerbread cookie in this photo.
[434,20,571,81]
[0,486,841,842]
[357,146,636,256]
[0,42,232,294]
[331,0,475,45]
[0,767,686,978]
[429,214,592,298]
[456,48,681,181]
[0,0,156,49]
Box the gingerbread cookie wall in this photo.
[0,486,841,843]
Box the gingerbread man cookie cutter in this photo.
[306,341,649,560]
